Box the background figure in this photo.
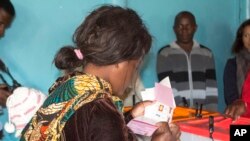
[21,5,180,141]
[157,11,218,111]
[0,0,15,107]
[224,19,250,120]
[224,19,250,106]
[0,1,16,139]
[0,0,14,38]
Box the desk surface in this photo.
[173,106,220,122]
[174,107,250,141]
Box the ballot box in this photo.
[176,115,250,141]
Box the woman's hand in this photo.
[151,122,181,141]
[224,99,246,120]
[130,100,155,118]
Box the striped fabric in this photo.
[157,40,218,111]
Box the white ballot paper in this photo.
[127,77,176,136]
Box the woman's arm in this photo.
[223,58,239,105]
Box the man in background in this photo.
[157,11,218,111]
[0,0,15,107]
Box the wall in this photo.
[0,0,108,93]
[0,0,247,140]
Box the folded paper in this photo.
[127,77,176,136]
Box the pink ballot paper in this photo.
[127,77,176,136]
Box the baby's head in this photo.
[5,87,47,137]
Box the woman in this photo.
[21,5,180,141]
[224,19,250,119]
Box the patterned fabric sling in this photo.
[20,72,123,141]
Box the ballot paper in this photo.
[127,77,176,136]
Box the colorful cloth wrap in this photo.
[20,72,123,141]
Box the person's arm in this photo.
[64,98,137,141]
[156,47,172,82]
[204,52,218,110]
[124,110,133,124]
[223,58,239,105]
[124,100,154,123]
[0,88,10,107]
[152,122,181,141]
[225,70,250,120]
[89,98,138,141]
[224,99,246,120]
